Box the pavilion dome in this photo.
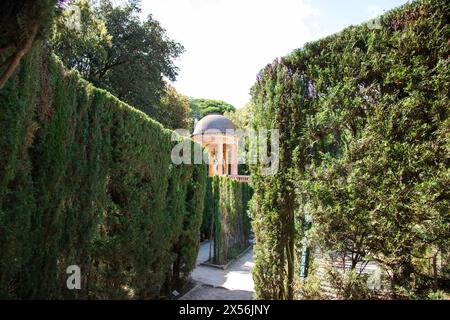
[193,114,236,135]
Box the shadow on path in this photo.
[181,241,254,300]
[181,285,253,300]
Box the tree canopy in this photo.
[51,0,184,121]
[189,98,236,119]
[224,101,253,130]
[0,0,58,88]
[158,84,191,130]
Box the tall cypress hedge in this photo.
[0,44,207,299]
[206,176,252,265]
[251,0,449,299]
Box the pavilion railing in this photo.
[227,175,251,183]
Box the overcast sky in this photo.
[141,0,410,108]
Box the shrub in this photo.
[206,176,252,265]
[251,0,449,299]
[326,269,373,300]
[0,45,207,299]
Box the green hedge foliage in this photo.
[0,45,207,299]
[251,0,449,299]
[205,177,252,265]
[200,177,214,241]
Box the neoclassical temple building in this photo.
[192,114,247,181]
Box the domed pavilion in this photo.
[192,114,239,177]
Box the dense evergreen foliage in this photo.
[158,84,192,130]
[224,101,253,131]
[202,177,252,265]
[51,0,185,125]
[0,0,58,88]
[251,0,449,299]
[0,44,206,299]
[189,98,236,119]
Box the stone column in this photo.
[223,144,228,175]
[217,140,223,176]
[231,143,238,175]
[208,146,215,177]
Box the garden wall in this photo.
[203,177,252,266]
[251,0,449,299]
[0,44,207,299]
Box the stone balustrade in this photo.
[227,175,251,183]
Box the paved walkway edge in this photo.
[200,245,253,270]
[178,282,203,300]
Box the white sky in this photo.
[141,0,410,108]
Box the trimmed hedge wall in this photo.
[205,177,252,265]
[251,0,449,299]
[0,44,207,299]
[200,176,214,241]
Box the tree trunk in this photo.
[286,236,295,300]
[432,252,438,292]
[391,257,415,298]
[0,17,41,88]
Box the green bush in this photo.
[326,269,373,300]
[200,177,214,241]
[205,177,252,265]
[0,45,206,299]
[251,0,449,299]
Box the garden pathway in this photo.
[180,241,254,300]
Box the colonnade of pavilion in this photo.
[193,133,239,177]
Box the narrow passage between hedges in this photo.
[180,241,255,300]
